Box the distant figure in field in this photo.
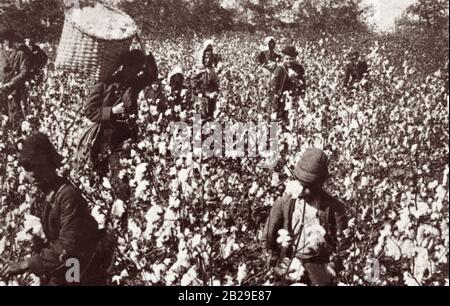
[270,45,306,121]
[23,35,48,85]
[0,29,30,130]
[191,40,220,119]
[257,36,282,73]
[343,51,369,89]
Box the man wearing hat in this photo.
[0,132,109,285]
[269,45,306,121]
[257,37,282,73]
[343,50,369,88]
[82,49,157,202]
[0,29,31,129]
[23,35,48,86]
[262,148,349,286]
[166,65,191,116]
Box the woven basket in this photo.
[55,5,137,82]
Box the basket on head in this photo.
[55,4,138,82]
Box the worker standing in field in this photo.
[0,132,112,285]
[343,50,369,89]
[0,29,30,130]
[191,40,220,119]
[80,50,157,202]
[269,45,306,121]
[262,148,350,286]
[257,36,282,73]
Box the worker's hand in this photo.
[112,102,125,115]
[266,62,276,71]
[274,257,293,278]
[0,260,29,278]
[0,82,11,92]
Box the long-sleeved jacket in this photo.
[270,63,306,97]
[27,178,100,283]
[262,190,348,263]
[343,60,368,87]
[257,50,281,72]
[84,72,147,155]
[0,46,30,98]
[191,68,219,97]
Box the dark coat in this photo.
[270,63,306,97]
[0,46,30,127]
[257,50,282,71]
[191,68,219,96]
[28,178,100,284]
[262,190,348,263]
[344,60,368,87]
[0,46,30,96]
[20,43,48,75]
[84,72,148,155]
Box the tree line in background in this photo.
[0,0,448,74]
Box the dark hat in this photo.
[281,46,298,57]
[293,148,329,185]
[347,51,360,60]
[120,49,146,68]
[19,132,63,168]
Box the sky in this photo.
[221,0,418,31]
[364,0,417,31]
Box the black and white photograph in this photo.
[0,0,448,289]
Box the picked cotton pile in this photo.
[68,4,136,40]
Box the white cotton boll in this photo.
[150,105,159,116]
[249,182,258,195]
[102,177,112,189]
[236,263,247,285]
[135,180,150,200]
[223,196,233,205]
[288,258,305,281]
[91,206,105,229]
[21,121,31,132]
[191,234,202,249]
[23,214,45,239]
[111,199,126,218]
[158,141,167,155]
[0,236,7,256]
[285,180,302,199]
[400,239,416,259]
[134,163,148,183]
[413,247,430,283]
[178,168,190,183]
[412,202,430,218]
[277,229,291,248]
[304,223,326,251]
[271,173,280,186]
[169,196,181,209]
[128,220,142,239]
[384,238,401,260]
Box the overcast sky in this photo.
[364,0,417,30]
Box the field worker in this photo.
[200,39,222,68]
[146,77,167,115]
[0,29,30,130]
[262,148,349,286]
[191,40,220,119]
[343,50,369,88]
[0,132,112,285]
[81,49,157,202]
[257,36,282,73]
[166,65,191,115]
[23,34,48,86]
[270,45,306,121]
